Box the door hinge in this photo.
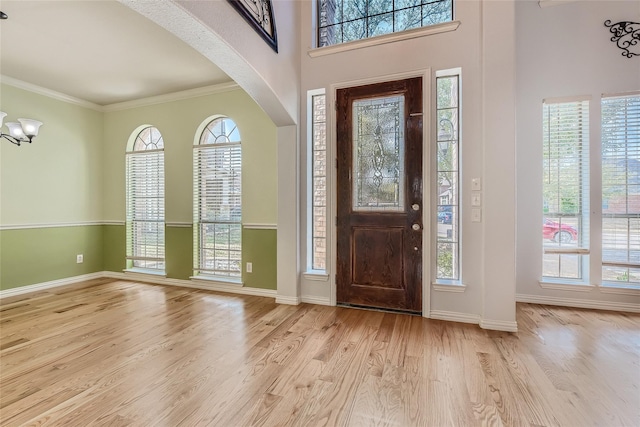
[335,216,338,226]
[335,158,338,168]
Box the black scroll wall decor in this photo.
[227,0,278,53]
[604,20,639,58]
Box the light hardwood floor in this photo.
[1,279,638,426]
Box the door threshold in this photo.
[337,303,422,316]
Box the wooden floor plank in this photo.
[1,279,638,426]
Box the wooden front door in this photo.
[336,77,423,313]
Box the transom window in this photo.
[193,117,242,279]
[125,126,165,272]
[318,0,453,47]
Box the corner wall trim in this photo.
[516,293,640,313]
[301,295,331,306]
[430,310,481,325]
[276,295,301,305]
[479,319,519,333]
[0,272,106,299]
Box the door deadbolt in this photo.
[412,204,420,211]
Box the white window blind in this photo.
[126,127,165,272]
[602,93,640,285]
[194,118,242,279]
[435,70,460,281]
[311,91,327,271]
[542,99,590,280]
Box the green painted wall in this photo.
[102,224,126,273]
[166,225,193,280]
[101,224,277,290]
[0,84,104,226]
[1,83,278,293]
[0,226,103,291]
[242,229,277,290]
[102,88,277,225]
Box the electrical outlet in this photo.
[76,254,84,264]
[246,262,252,273]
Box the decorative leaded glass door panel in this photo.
[336,77,423,313]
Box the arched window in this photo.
[126,126,165,272]
[193,117,242,279]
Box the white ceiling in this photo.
[0,0,232,106]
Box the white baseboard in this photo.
[479,319,519,333]
[104,271,277,298]
[516,293,640,313]
[275,295,301,305]
[429,310,518,332]
[0,272,106,299]
[301,295,331,306]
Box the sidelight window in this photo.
[435,69,460,281]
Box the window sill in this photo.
[600,283,640,296]
[303,271,330,282]
[308,21,461,58]
[539,280,594,292]
[123,268,167,278]
[432,281,466,293]
[190,275,242,286]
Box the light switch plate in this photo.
[471,208,482,222]
[471,193,481,207]
[472,178,481,191]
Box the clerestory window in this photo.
[318,0,453,47]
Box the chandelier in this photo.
[0,112,43,146]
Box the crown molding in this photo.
[1,75,104,111]
[102,82,240,112]
[1,75,240,113]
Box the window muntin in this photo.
[194,117,242,279]
[126,126,165,272]
[436,71,460,281]
[310,92,328,271]
[318,0,453,47]
[602,94,640,286]
[542,100,590,280]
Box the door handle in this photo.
[412,223,421,231]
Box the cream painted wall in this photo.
[516,0,640,305]
[0,83,103,226]
[120,0,301,127]
[102,88,277,225]
[298,1,491,318]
